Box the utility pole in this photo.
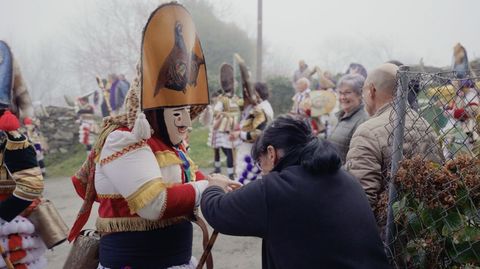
[256,0,263,82]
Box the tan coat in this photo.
[11,58,33,118]
[345,103,443,207]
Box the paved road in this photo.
[43,177,261,269]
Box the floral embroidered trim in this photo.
[100,140,147,166]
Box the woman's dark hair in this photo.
[252,115,341,174]
[145,108,174,146]
[254,82,269,101]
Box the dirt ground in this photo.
[43,176,262,269]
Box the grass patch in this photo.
[188,125,213,169]
[44,143,87,178]
[44,125,214,177]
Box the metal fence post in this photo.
[386,65,410,261]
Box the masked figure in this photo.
[76,93,97,154]
[69,4,210,268]
[96,76,112,118]
[440,43,479,158]
[207,63,241,179]
[23,118,48,177]
[0,40,46,268]
[231,55,273,183]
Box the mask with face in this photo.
[146,106,192,146]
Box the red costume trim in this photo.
[71,176,86,199]
[8,234,22,251]
[98,197,136,218]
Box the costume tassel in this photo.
[132,112,151,140]
[0,111,20,132]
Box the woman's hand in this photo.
[229,131,240,141]
[208,173,242,192]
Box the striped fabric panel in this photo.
[12,167,44,201]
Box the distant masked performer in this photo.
[289,77,321,134]
[23,118,48,177]
[440,43,479,158]
[0,40,46,268]
[231,55,273,184]
[207,63,241,179]
[96,77,112,118]
[68,4,212,268]
[76,92,97,154]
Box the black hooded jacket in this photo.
[201,165,390,269]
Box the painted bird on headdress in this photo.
[155,21,205,96]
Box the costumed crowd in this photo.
[0,2,478,269]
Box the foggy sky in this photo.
[212,0,480,72]
[1,0,479,101]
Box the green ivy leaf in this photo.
[447,239,480,264]
[393,196,408,222]
[456,226,480,243]
[442,211,464,236]
[407,211,423,235]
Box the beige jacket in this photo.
[11,58,33,118]
[345,103,443,206]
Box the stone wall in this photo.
[37,106,79,154]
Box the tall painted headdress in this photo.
[220,63,234,93]
[141,2,209,118]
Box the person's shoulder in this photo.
[350,118,384,146]
[356,112,388,132]
[357,107,370,119]
[100,127,144,159]
[353,119,374,136]
[268,166,305,183]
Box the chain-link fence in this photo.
[384,66,479,268]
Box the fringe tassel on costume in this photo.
[126,180,167,214]
[95,216,188,233]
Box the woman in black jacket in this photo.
[201,116,390,269]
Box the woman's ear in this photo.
[266,145,277,165]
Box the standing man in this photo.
[110,74,130,114]
[292,60,311,89]
[345,63,443,228]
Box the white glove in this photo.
[191,180,209,207]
